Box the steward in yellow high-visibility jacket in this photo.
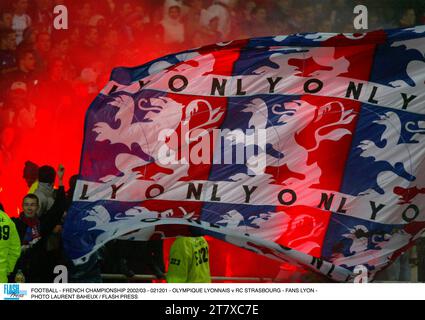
[0,210,21,283]
[166,237,211,283]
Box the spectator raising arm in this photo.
[39,164,66,237]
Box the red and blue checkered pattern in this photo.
[64,26,425,281]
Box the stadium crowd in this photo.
[0,0,424,283]
[1,0,424,176]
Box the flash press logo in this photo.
[3,284,27,300]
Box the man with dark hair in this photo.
[38,165,56,183]
[7,49,37,92]
[399,8,417,27]
[33,31,51,72]
[0,29,17,75]
[0,11,13,30]
[12,165,66,282]
[34,165,65,282]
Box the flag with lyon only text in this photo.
[63,26,425,282]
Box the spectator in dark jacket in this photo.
[0,29,17,75]
[0,11,13,31]
[11,165,66,282]
[7,49,37,92]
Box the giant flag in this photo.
[63,26,425,282]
